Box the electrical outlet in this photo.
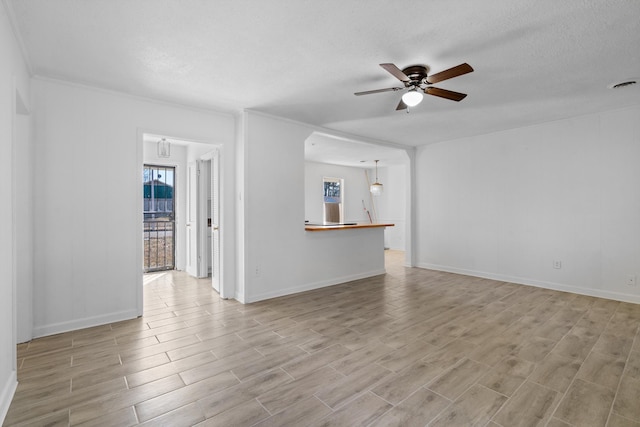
[255,266,260,277]
[553,260,562,269]
[626,275,637,287]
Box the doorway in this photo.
[141,134,225,305]
[186,151,221,294]
[143,165,176,272]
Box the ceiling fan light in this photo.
[402,90,423,107]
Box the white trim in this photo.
[136,130,144,316]
[244,270,387,303]
[32,309,139,339]
[10,76,17,370]
[0,370,17,424]
[406,146,416,267]
[3,73,18,425]
[418,263,640,305]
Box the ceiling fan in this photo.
[354,62,473,110]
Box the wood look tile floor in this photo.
[5,251,640,427]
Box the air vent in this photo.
[609,80,637,89]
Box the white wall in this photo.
[235,115,246,301]
[376,165,407,251]
[31,78,235,337]
[304,161,372,224]
[143,141,187,270]
[0,2,31,421]
[241,112,387,302]
[417,105,640,303]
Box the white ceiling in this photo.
[305,133,408,168]
[7,0,640,150]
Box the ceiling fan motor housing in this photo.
[402,65,430,86]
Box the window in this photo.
[323,177,344,223]
[143,165,176,271]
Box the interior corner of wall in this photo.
[235,290,246,304]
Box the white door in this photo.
[196,160,208,278]
[210,152,221,293]
[186,161,199,277]
[188,154,221,288]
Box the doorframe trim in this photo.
[136,130,144,316]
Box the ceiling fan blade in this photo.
[380,63,410,82]
[426,87,468,102]
[396,99,408,110]
[354,87,403,96]
[426,63,474,84]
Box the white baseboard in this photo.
[0,370,17,424]
[418,263,640,304]
[245,269,387,303]
[32,309,139,338]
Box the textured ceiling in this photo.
[305,133,409,168]
[7,0,640,147]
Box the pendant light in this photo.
[370,160,383,196]
[157,138,171,158]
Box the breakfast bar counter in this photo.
[305,223,394,231]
